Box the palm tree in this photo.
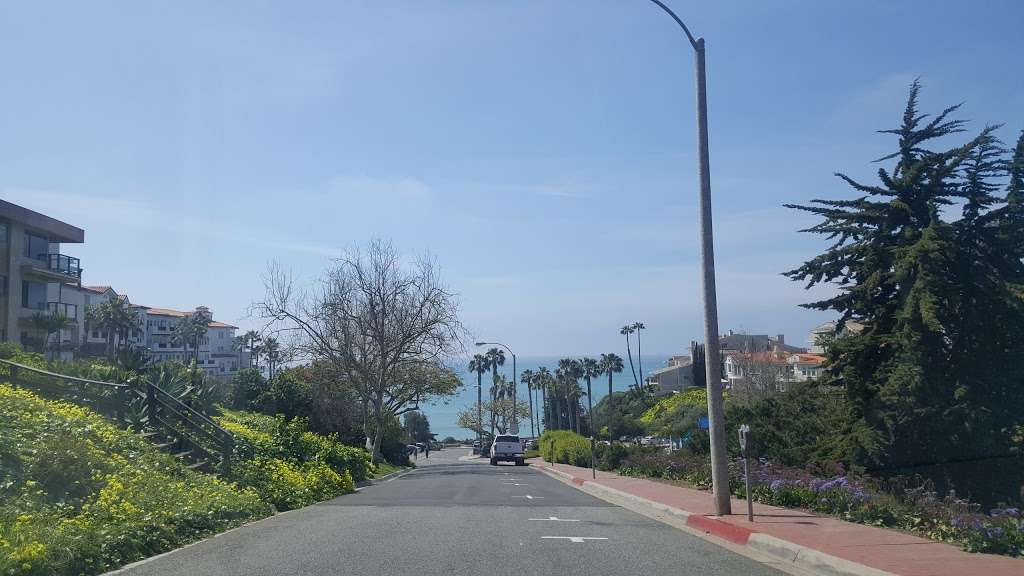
[85,299,138,357]
[468,354,489,447]
[171,310,210,365]
[484,347,505,434]
[238,330,261,369]
[579,357,601,439]
[262,337,281,378]
[599,353,624,435]
[520,368,536,438]
[620,324,639,390]
[536,366,552,431]
[632,322,646,388]
[30,312,73,359]
[557,358,582,432]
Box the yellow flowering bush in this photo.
[0,383,269,576]
[215,409,361,507]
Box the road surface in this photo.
[112,448,782,576]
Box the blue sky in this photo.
[2,1,1022,356]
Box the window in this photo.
[21,281,45,309]
[0,275,6,296]
[0,222,7,243]
[22,232,48,260]
[158,343,166,349]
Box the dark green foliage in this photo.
[255,370,313,419]
[402,411,433,444]
[229,368,269,410]
[785,83,1024,497]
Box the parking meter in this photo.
[738,424,753,522]
[738,424,750,456]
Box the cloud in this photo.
[325,175,431,201]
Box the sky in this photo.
[2,1,1022,357]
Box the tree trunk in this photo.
[607,371,613,437]
[625,333,638,387]
[527,384,534,438]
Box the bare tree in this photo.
[727,353,791,404]
[254,239,465,463]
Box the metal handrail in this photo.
[1,357,234,469]
[0,358,128,389]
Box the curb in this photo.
[536,464,897,576]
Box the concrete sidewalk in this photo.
[531,459,1024,576]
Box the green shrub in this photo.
[216,409,371,487]
[0,383,269,576]
[539,430,591,467]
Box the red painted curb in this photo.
[686,515,754,545]
[572,477,585,486]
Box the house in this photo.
[137,305,246,378]
[808,320,865,354]
[719,330,806,355]
[0,200,84,351]
[787,353,827,382]
[645,355,695,394]
[723,351,792,391]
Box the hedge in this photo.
[0,383,270,576]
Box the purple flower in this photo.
[770,479,786,492]
[985,527,1004,539]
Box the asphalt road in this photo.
[112,449,782,576]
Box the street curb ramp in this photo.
[537,465,897,576]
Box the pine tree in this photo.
[784,82,1020,484]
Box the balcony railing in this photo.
[46,302,78,320]
[40,253,82,278]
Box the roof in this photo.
[140,306,237,329]
[0,199,84,243]
[789,353,826,365]
[725,351,791,366]
[81,285,114,295]
[720,333,806,354]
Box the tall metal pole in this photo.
[511,352,518,434]
[644,0,731,517]
[477,380,483,456]
[694,38,731,516]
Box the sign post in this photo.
[738,424,753,522]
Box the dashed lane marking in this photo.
[528,517,580,522]
[511,495,544,499]
[541,537,608,543]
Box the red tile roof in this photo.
[81,285,114,294]
[139,306,237,329]
[789,353,827,364]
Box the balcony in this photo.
[22,253,83,281]
[46,302,79,321]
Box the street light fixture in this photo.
[645,0,731,516]
[475,341,518,435]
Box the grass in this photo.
[372,461,405,478]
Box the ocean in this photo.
[421,354,672,441]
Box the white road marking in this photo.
[542,537,608,543]
[503,482,530,486]
[511,495,544,499]
[528,517,580,522]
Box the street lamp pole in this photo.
[475,341,518,435]
[646,0,731,516]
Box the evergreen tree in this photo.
[785,82,1023,492]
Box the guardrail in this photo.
[0,358,234,471]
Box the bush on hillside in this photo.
[214,409,368,509]
[539,430,591,467]
[0,383,269,576]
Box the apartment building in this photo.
[139,305,246,378]
[0,200,85,351]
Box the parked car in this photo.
[489,434,525,466]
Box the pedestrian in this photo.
[425,443,430,459]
